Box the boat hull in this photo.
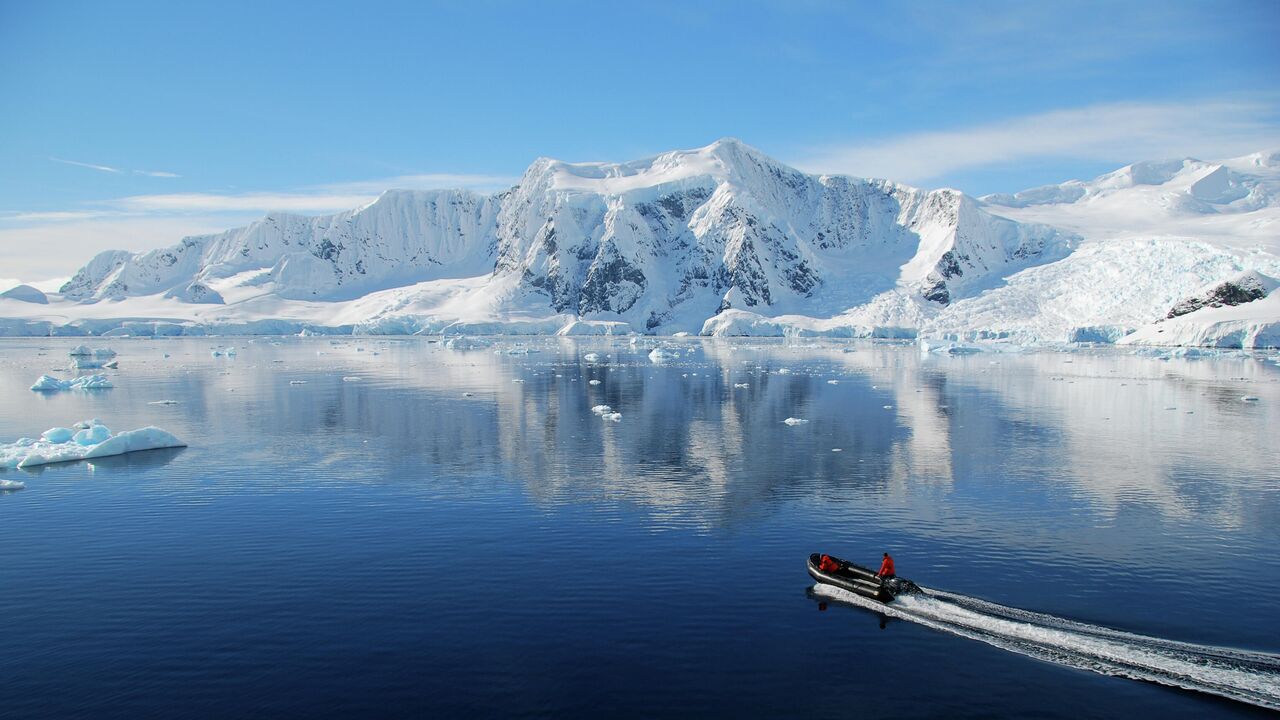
[807,553,915,603]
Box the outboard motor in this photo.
[884,577,921,598]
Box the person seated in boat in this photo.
[818,554,841,572]
[876,552,895,580]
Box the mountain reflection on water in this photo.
[0,337,1277,719]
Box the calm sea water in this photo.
[1,337,1278,719]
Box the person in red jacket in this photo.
[818,554,841,572]
[877,552,896,580]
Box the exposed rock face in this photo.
[1166,271,1275,319]
[55,139,1072,330]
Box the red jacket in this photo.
[818,555,840,572]
[878,555,895,577]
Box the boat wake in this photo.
[811,583,1280,710]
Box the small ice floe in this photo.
[733,383,749,388]
[211,347,236,357]
[289,380,307,385]
[342,376,362,382]
[442,336,479,351]
[648,347,681,363]
[147,400,180,405]
[783,417,809,426]
[603,412,622,422]
[827,380,839,385]
[103,360,119,369]
[0,420,186,469]
[882,405,894,409]
[832,448,843,452]
[463,392,473,397]
[0,478,25,491]
[583,353,600,362]
[777,368,791,375]
[592,405,612,415]
[69,346,115,359]
[588,379,602,385]
[30,374,113,392]
[1242,396,1260,402]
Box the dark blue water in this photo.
[1,337,1278,718]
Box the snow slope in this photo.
[3,142,1277,346]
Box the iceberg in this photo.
[30,374,114,391]
[0,478,24,490]
[0,420,186,469]
[68,346,116,359]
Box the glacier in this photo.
[1,140,1277,347]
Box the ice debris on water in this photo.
[783,417,809,426]
[289,380,307,385]
[342,376,362,382]
[211,347,236,357]
[0,478,25,490]
[0,419,186,469]
[734,383,749,388]
[827,380,839,385]
[583,353,600,362]
[588,379,602,385]
[648,347,681,363]
[592,405,612,414]
[1241,396,1260,402]
[30,374,113,392]
[445,336,490,350]
[147,400,179,405]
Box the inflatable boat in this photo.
[807,553,919,603]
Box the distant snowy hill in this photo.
[3,141,1278,346]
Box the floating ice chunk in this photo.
[783,417,809,426]
[342,376,362,382]
[583,353,600,362]
[1,421,186,469]
[592,404,611,414]
[832,448,843,452]
[42,427,74,443]
[289,380,307,385]
[827,380,839,385]
[882,405,894,409]
[147,400,180,405]
[211,347,236,357]
[0,479,24,490]
[733,382,749,388]
[1242,396,1260,402]
[588,379,602,385]
[603,412,622,422]
[648,347,681,363]
[777,368,791,374]
[74,424,111,446]
[69,346,115,359]
[104,360,118,369]
[445,336,490,351]
[30,374,114,392]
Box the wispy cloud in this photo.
[114,191,378,214]
[50,157,182,178]
[50,157,122,174]
[795,97,1280,184]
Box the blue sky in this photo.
[2,0,1278,284]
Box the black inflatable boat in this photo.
[807,553,920,603]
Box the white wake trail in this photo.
[811,583,1280,710]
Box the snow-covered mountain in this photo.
[52,139,1069,332]
[4,141,1278,346]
